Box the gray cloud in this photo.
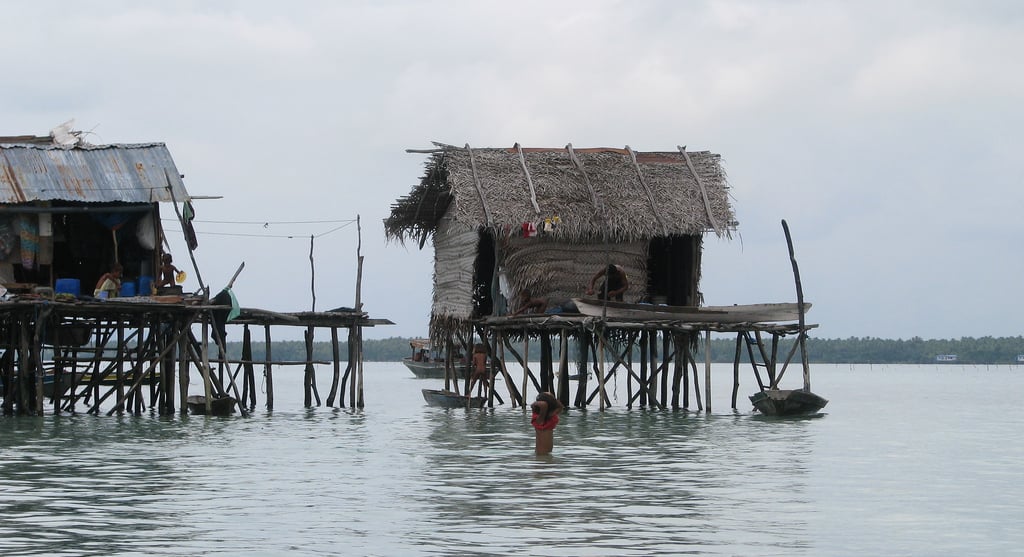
[3,0,1021,340]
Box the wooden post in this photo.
[327,327,341,407]
[178,320,189,415]
[704,329,712,413]
[540,333,552,393]
[681,335,691,409]
[661,331,670,408]
[647,331,655,405]
[782,219,812,391]
[242,325,256,409]
[522,334,530,410]
[639,330,648,408]
[303,327,314,408]
[732,333,742,410]
[487,330,499,407]
[114,320,126,415]
[574,332,590,409]
[265,325,274,410]
[690,353,703,412]
[557,329,569,409]
[133,318,145,415]
[671,333,683,409]
[597,327,607,411]
[201,318,213,415]
[626,331,635,409]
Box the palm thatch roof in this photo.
[385,142,736,245]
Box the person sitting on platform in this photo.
[93,263,123,298]
[586,264,629,301]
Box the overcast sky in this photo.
[3,1,1021,341]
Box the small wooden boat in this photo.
[421,388,485,409]
[749,389,828,416]
[186,394,237,416]
[0,371,82,398]
[403,338,466,379]
[572,298,810,323]
[402,357,449,379]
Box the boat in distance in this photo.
[403,338,467,379]
[572,298,810,323]
[421,388,485,409]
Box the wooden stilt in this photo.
[672,333,684,409]
[639,330,648,408]
[557,329,569,409]
[732,334,742,410]
[178,322,189,415]
[326,327,341,407]
[264,325,274,410]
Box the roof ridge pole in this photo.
[465,143,493,225]
[677,145,722,237]
[566,143,600,209]
[514,142,541,215]
[626,145,669,236]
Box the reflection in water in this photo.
[1,364,822,556]
[415,407,814,556]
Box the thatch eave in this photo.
[387,143,737,246]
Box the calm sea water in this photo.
[1,362,1022,556]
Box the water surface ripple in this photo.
[2,363,1022,556]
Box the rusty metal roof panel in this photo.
[0,142,189,204]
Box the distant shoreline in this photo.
[220,335,1024,366]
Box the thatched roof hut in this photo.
[385,142,737,338]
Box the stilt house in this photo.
[0,130,189,295]
[386,143,737,340]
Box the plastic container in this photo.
[120,281,136,297]
[55,278,81,297]
[138,276,154,296]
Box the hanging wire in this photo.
[162,219,356,239]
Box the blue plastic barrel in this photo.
[55,278,81,297]
[138,276,153,296]
[120,281,136,297]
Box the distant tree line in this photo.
[221,335,1024,365]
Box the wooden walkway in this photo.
[0,296,390,416]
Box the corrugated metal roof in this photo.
[0,142,189,204]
